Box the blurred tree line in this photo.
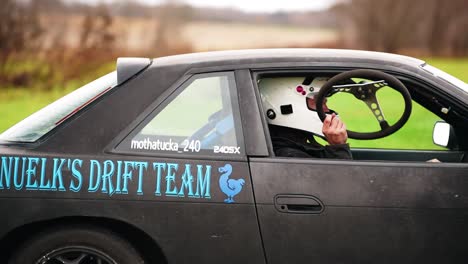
[336,0,468,56]
[0,0,466,91]
[0,0,118,89]
[0,0,193,90]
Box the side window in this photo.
[257,73,453,160]
[117,72,244,157]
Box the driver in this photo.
[259,77,352,159]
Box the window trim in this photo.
[109,71,246,161]
[235,69,270,157]
[250,67,468,161]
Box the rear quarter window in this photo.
[0,71,117,143]
[116,72,244,157]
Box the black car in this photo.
[0,49,467,264]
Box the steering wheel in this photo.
[315,69,412,140]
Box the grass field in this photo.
[0,57,467,150]
[325,88,443,150]
[425,58,468,80]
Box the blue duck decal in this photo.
[218,164,245,203]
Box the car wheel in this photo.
[9,226,145,264]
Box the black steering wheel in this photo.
[315,69,412,140]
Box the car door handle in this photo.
[274,194,324,214]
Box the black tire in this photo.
[9,225,145,264]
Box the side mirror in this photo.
[432,121,457,149]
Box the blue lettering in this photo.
[38,158,50,190]
[70,159,83,192]
[122,161,135,194]
[14,157,27,190]
[11,157,20,190]
[135,162,148,195]
[153,162,165,196]
[51,158,66,191]
[88,160,101,192]
[195,165,211,199]
[178,164,194,198]
[26,157,40,190]
[115,160,122,194]
[0,156,14,189]
[101,160,115,196]
[165,163,178,196]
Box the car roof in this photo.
[152,48,425,68]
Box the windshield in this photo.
[0,71,118,143]
[421,64,468,93]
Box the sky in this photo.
[69,0,338,13]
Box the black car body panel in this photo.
[0,49,467,263]
[250,158,468,263]
[0,152,265,263]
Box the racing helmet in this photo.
[258,76,331,137]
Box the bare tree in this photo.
[448,15,468,56]
[338,0,468,56]
[445,0,468,56]
[343,0,419,53]
[79,4,116,50]
[0,0,43,70]
[153,1,193,57]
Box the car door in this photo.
[111,71,266,263]
[238,69,468,264]
[250,158,468,264]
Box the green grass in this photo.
[0,61,114,132]
[0,88,71,133]
[425,58,468,82]
[0,58,466,150]
[323,88,443,150]
[341,57,468,150]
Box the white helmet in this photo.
[259,76,331,137]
